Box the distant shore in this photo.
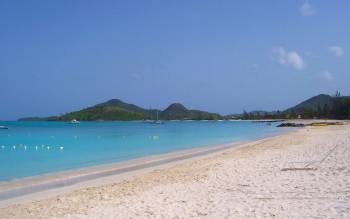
[1,120,349,218]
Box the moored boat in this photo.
[68,119,80,124]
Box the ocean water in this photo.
[0,121,282,181]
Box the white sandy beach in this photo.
[1,122,350,218]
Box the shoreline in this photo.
[0,127,293,207]
[1,122,349,218]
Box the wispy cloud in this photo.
[328,46,344,57]
[300,0,317,16]
[321,71,334,81]
[272,47,306,70]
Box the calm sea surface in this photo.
[0,121,282,181]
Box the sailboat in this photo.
[153,111,164,124]
[147,111,164,124]
[143,106,153,123]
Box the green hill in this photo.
[161,103,222,120]
[283,94,350,119]
[19,99,222,121]
[269,94,350,119]
[95,99,148,114]
[18,94,350,121]
[236,93,350,120]
[284,94,334,114]
[57,99,148,121]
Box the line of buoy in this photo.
[0,145,64,151]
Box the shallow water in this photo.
[0,121,281,181]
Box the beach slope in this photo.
[1,123,350,218]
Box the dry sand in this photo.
[1,123,350,218]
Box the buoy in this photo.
[60,146,64,150]
[13,145,16,150]
[47,146,50,150]
[35,146,38,150]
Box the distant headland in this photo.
[18,93,350,121]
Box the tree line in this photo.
[241,96,350,120]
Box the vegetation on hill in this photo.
[240,92,350,120]
[59,106,145,121]
[331,96,350,119]
[284,94,334,115]
[95,99,148,114]
[20,99,222,121]
[17,92,350,121]
[160,103,222,120]
[56,99,147,121]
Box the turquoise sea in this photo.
[0,121,282,181]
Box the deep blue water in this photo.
[0,121,281,181]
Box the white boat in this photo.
[0,126,8,129]
[68,119,80,124]
[153,120,164,124]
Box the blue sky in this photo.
[0,0,349,120]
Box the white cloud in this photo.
[273,47,306,70]
[328,46,344,57]
[321,71,334,81]
[300,0,317,16]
